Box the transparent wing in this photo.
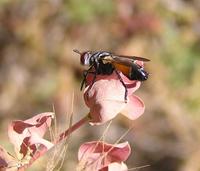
[103,56,134,67]
[112,54,150,62]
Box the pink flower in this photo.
[78,141,131,171]
[100,162,128,171]
[84,71,145,125]
[8,112,54,158]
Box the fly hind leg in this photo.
[114,70,128,103]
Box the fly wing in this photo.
[103,55,134,67]
[112,54,150,62]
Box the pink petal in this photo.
[100,162,128,171]
[29,132,53,150]
[135,60,144,67]
[88,100,125,125]
[78,141,101,162]
[8,112,54,157]
[22,112,54,137]
[121,95,145,120]
[20,133,53,157]
[84,72,140,125]
[85,72,140,96]
[78,141,131,170]
[107,142,131,162]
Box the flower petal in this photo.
[106,141,131,162]
[8,112,54,157]
[85,72,140,96]
[100,162,128,171]
[122,95,145,120]
[22,112,54,137]
[84,72,140,125]
[135,60,144,67]
[78,141,131,170]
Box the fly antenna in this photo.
[73,49,82,54]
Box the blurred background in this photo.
[0,0,200,170]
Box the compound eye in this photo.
[80,52,90,65]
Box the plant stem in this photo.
[55,115,89,143]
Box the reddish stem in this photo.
[55,115,89,143]
[18,115,89,170]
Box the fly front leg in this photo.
[80,70,97,90]
[80,64,95,90]
[80,70,88,90]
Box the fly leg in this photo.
[80,70,97,90]
[80,70,88,90]
[84,57,98,88]
[114,70,128,103]
[80,65,94,90]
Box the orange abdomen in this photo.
[113,63,131,78]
